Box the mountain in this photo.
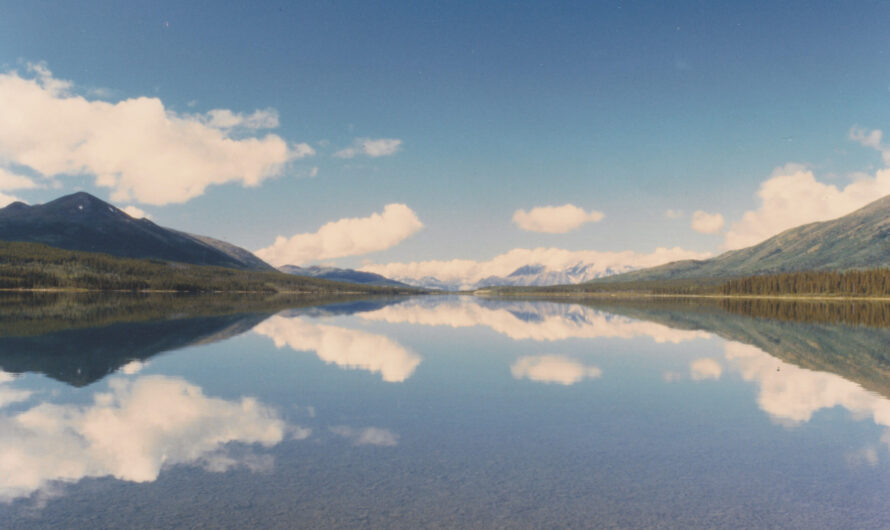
[595,194,890,284]
[392,263,634,291]
[280,265,410,288]
[0,192,273,270]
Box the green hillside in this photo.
[595,194,890,283]
[0,241,422,294]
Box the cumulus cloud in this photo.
[0,167,38,191]
[255,203,423,266]
[199,108,279,130]
[334,138,402,159]
[665,209,684,219]
[253,315,421,382]
[360,298,713,344]
[330,426,399,446]
[0,64,313,205]
[0,167,41,206]
[512,204,605,233]
[850,126,890,164]
[0,375,285,502]
[689,358,722,380]
[724,160,890,249]
[121,205,149,219]
[690,210,724,234]
[511,355,602,385]
[361,246,711,290]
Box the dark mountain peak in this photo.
[3,201,29,212]
[40,191,126,220]
[0,191,273,271]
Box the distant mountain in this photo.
[0,192,273,270]
[393,263,634,291]
[596,194,890,284]
[280,264,410,288]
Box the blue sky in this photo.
[1,1,889,280]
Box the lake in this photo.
[2,293,890,528]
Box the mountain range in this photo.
[594,194,890,284]
[279,265,410,288]
[5,191,890,291]
[0,192,273,270]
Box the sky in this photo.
[0,1,889,282]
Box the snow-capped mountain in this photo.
[393,262,637,291]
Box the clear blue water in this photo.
[2,295,890,528]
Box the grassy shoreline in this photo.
[474,290,890,302]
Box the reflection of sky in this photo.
[511,355,601,386]
[0,375,286,503]
[253,315,421,382]
[724,342,890,428]
[360,297,712,343]
[6,297,890,524]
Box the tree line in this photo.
[721,269,890,297]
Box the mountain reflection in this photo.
[0,294,407,387]
[360,297,712,343]
[567,298,890,434]
[0,375,286,503]
[0,313,270,387]
[253,315,420,382]
[724,342,890,427]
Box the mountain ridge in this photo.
[279,264,410,288]
[0,192,273,271]
[593,194,890,283]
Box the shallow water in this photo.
[2,294,890,528]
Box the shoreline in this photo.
[473,291,890,302]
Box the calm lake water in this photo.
[2,294,890,528]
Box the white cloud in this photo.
[253,315,421,382]
[723,162,890,249]
[121,205,149,219]
[690,210,724,234]
[689,358,722,380]
[0,65,313,205]
[255,203,423,266]
[199,108,279,130]
[850,126,890,164]
[665,209,684,219]
[512,204,605,233]
[0,167,38,191]
[0,166,40,206]
[330,426,399,446]
[334,138,402,159]
[511,355,602,385]
[361,246,711,290]
[0,375,285,502]
[360,298,713,344]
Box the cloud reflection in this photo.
[511,355,602,385]
[689,358,722,381]
[725,342,890,427]
[0,375,286,503]
[330,426,399,446]
[360,298,712,343]
[253,315,421,382]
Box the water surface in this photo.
[2,294,890,528]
